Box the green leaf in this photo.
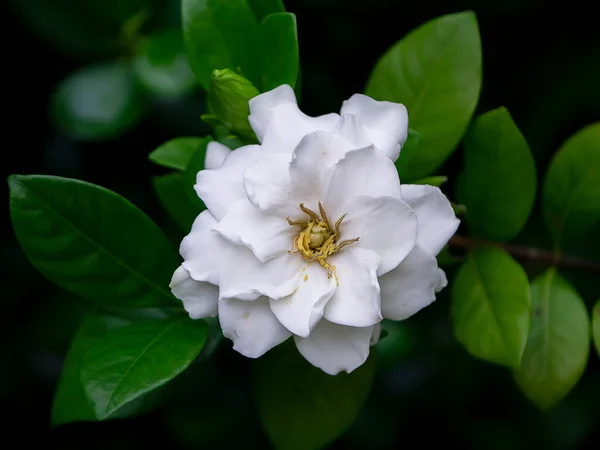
[592,300,600,358]
[8,175,180,309]
[182,0,260,89]
[254,343,375,450]
[365,11,482,181]
[153,173,202,231]
[51,61,146,141]
[515,269,590,410]
[247,0,285,22]
[451,247,531,368]
[259,13,299,91]
[460,107,537,241]
[401,128,421,154]
[52,315,129,425]
[414,176,447,187]
[52,314,168,425]
[543,123,600,251]
[184,139,212,209]
[149,137,205,171]
[81,318,207,420]
[133,29,196,97]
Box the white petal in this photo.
[370,323,382,346]
[294,320,373,375]
[269,258,337,338]
[248,85,297,141]
[219,296,291,358]
[251,87,340,155]
[170,265,218,318]
[181,210,299,301]
[322,146,402,221]
[214,200,295,262]
[337,195,417,276]
[261,104,340,155]
[379,245,443,321]
[195,144,260,220]
[219,248,300,301]
[243,152,295,216]
[204,141,231,170]
[436,269,448,291]
[401,184,460,256]
[333,114,372,148]
[324,248,382,327]
[180,211,227,285]
[340,94,408,161]
[288,131,356,209]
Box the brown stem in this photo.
[449,235,600,274]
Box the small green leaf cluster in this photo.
[12,0,199,141]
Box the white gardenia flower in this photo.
[170,85,459,375]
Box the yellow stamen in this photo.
[287,202,359,282]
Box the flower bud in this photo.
[209,69,260,141]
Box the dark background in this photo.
[2,0,599,448]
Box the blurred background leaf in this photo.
[133,29,197,98]
[253,342,375,450]
[51,62,147,141]
[9,0,160,57]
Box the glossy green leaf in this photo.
[133,29,196,97]
[414,176,447,187]
[52,62,146,141]
[149,137,205,171]
[451,247,531,368]
[543,123,600,251]
[52,315,129,425]
[81,318,207,420]
[515,269,590,410]
[8,175,180,309]
[247,0,285,22]
[366,11,482,181]
[460,107,537,241]
[259,13,299,91]
[11,0,156,57]
[182,0,260,89]
[254,343,375,450]
[593,301,600,358]
[52,314,168,425]
[153,173,201,231]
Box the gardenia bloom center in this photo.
[288,202,359,281]
[169,84,460,375]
